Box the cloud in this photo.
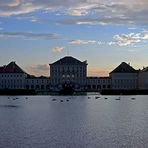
[0,1,42,16]
[69,39,97,45]
[0,0,148,25]
[16,16,40,22]
[111,31,148,46]
[66,3,99,16]
[52,46,65,52]
[112,33,141,46]
[25,64,49,77]
[35,64,49,71]
[52,17,135,25]
[15,15,139,26]
[88,67,110,76]
[128,27,137,30]
[0,0,20,7]
[142,30,148,39]
[0,32,59,40]
[69,30,148,47]
[97,30,148,47]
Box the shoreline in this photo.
[0,89,148,95]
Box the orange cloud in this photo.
[25,64,50,77]
[88,67,110,76]
[52,46,65,52]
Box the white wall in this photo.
[87,77,111,90]
[50,64,87,90]
[138,72,148,89]
[110,73,138,89]
[25,78,50,90]
[0,73,27,89]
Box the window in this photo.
[46,85,50,89]
[26,85,29,89]
[93,85,96,89]
[97,85,101,89]
[103,85,106,88]
[36,85,39,89]
[41,85,44,90]
[107,85,111,88]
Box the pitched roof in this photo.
[0,62,25,73]
[110,62,137,74]
[50,56,87,65]
[26,74,49,79]
[141,67,148,72]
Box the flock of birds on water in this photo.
[50,96,136,103]
[6,96,136,103]
[7,97,28,100]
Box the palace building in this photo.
[109,62,139,89]
[0,56,148,91]
[49,56,87,91]
[0,62,27,89]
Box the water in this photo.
[0,95,148,148]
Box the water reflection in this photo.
[0,104,20,108]
[0,95,148,148]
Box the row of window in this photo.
[51,79,85,84]
[51,66,85,72]
[51,73,85,78]
[1,85,24,89]
[26,85,50,89]
[87,85,111,89]
[88,79,136,84]
[113,85,137,89]
[0,74,24,78]
[1,80,23,84]
[51,72,85,76]
[114,79,137,83]
[87,79,111,83]
[26,80,49,84]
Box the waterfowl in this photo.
[131,98,136,100]
[95,96,100,99]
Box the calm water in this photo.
[0,95,148,148]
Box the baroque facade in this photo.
[0,56,148,91]
[109,62,138,89]
[138,67,148,89]
[50,56,87,91]
[0,62,27,89]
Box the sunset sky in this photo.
[0,0,148,76]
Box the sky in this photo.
[0,0,148,76]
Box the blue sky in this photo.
[0,0,148,76]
